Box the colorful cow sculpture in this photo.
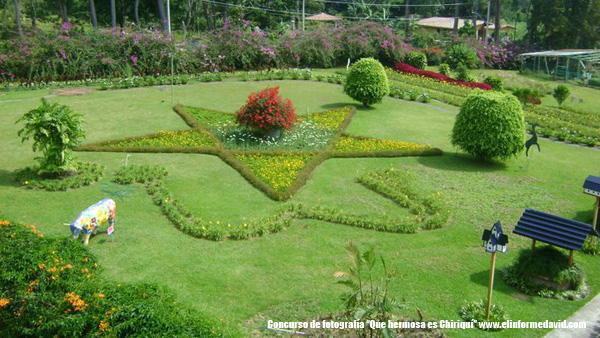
[70,198,116,245]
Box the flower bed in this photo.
[235,153,313,191]
[393,62,492,90]
[334,134,434,153]
[525,106,600,146]
[109,130,215,148]
[14,161,104,191]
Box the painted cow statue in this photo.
[70,198,116,245]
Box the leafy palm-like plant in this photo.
[16,99,85,177]
[335,242,403,338]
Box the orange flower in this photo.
[37,233,43,238]
[64,292,88,311]
[38,264,46,270]
[0,298,9,307]
[82,268,89,274]
[0,220,11,226]
[64,264,73,269]
[95,294,105,298]
[99,320,110,332]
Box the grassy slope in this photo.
[0,81,599,337]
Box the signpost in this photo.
[107,225,115,242]
[481,221,508,320]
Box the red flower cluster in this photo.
[236,87,297,132]
[394,62,492,91]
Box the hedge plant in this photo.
[404,51,427,70]
[484,76,504,91]
[344,58,390,107]
[451,91,525,161]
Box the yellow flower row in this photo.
[303,107,351,131]
[236,153,311,191]
[113,130,215,148]
[334,135,433,152]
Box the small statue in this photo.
[69,199,116,245]
[525,124,541,157]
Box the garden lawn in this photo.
[1,81,599,337]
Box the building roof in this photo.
[306,13,342,21]
[520,50,600,63]
[513,209,596,251]
[416,17,485,30]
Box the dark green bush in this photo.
[484,76,504,90]
[451,91,525,161]
[438,63,451,76]
[447,44,481,69]
[588,78,600,87]
[0,219,222,337]
[553,84,570,106]
[404,51,428,70]
[344,58,390,107]
[501,246,588,300]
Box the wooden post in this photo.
[531,239,536,251]
[568,250,573,267]
[593,197,599,232]
[485,252,497,320]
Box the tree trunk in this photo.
[59,2,68,23]
[30,0,37,29]
[493,0,501,42]
[472,0,478,38]
[14,0,23,36]
[90,0,98,28]
[201,0,211,30]
[110,0,116,28]
[157,0,168,31]
[404,0,410,36]
[134,0,140,25]
[453,2,459,33]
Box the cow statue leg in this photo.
[83,233,91,246]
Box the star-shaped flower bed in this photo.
[79,105,442,200]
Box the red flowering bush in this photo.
[236,87,296,132]
[394,62,492,91]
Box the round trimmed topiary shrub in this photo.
[236,86,296,134]
[451,91,525,161]
[344,58,389,107]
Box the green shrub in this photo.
[451,91,525,161]
[459,301,509,331]
[438,63,451,76]
[588,78,600,87]
[501,246,588,300]
[344,58,390,107]
[553,84,570,106]
[15,161,104,191]
[447,44,481,69]
[0,219,221,337]
[455,63,476,82]
[404,51,428,70]
[16,99,85,176]
[484,76,503,90]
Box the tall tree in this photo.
[90,0,98,28]
[493,0,501,42]
[157,0,168,31]
[14,0,23,36]
[110,0,116,28]
[134,0,140,25]
[58,1,68,23]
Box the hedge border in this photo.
[111,164,448,241]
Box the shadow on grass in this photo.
[0,170,19,188]
[573,209,595,225]
[417,152,508,173]
[319,102,375,111]
[469,269,536,303]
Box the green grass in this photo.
[1,81,599,337]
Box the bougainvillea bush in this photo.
[236,87,296,132]
[394,62,492,90]
[0,23,193,83]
